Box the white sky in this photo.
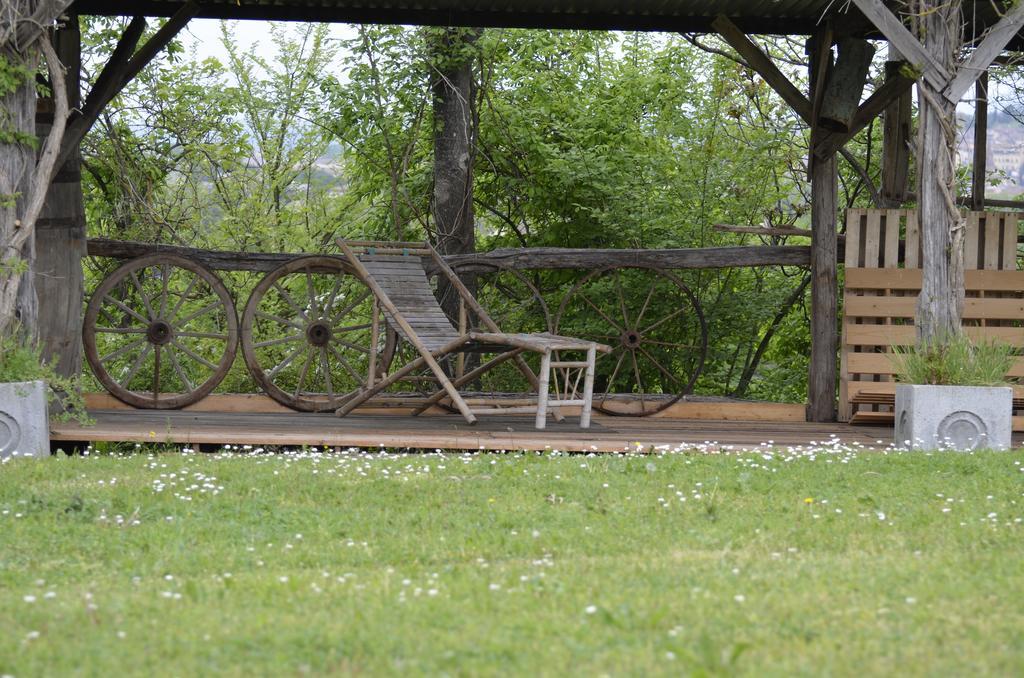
[180,18,355,66]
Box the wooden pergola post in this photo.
[881,45,912,208]
[35,13,86,377]
[971,71,988,211]
[807,32,838,423]
[713,15,915,422]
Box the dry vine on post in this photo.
[0,0,73,340]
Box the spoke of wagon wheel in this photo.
[642,338,701,349]
[177,331,228,340]
[100,336,148,364]
[129,271,156,321]
[253,333,303,349]
[167,344,194,392]
[120,343,152,387]
[634,285,658,328]
[637,345,683,388]
[579,292,624,332]
[158,263,170,318]
[321,274,344,318]
[97,326,147,335]
[305,269,319,317]
[172,339,218,372]
[266,342,305,380]
[330,288,371,322]
[294,348,314,398]
[175,301,222,327]
[641,306,687,335]
[630,350,645,408]
[153,345,161,402]
[321,347,334,400]
[103,293,150,326]
[329,345,362,382]
[615,271,630,329]
[255,310,304,332]
[599,347,627,403]
[333,338,371,354]
[167,273,200,322]
[273,281,308,321]
[332,322,372,334]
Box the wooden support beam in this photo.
[814,66,916,159]
[881,49,913,207]
[713,224,812,237]
[944,1,1024,103]
[57,16,146,168]
[807,33,839,423]
[972,71,988,211]
[35,12,86,377]
[850,0,948,89]
[711,15,812,124]
[809,22,833,126]
[57,1,199,169]
[819,37,876,133]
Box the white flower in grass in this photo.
[585,605,598,614]
[22,595,36,603]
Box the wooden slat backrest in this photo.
[359,254,459,352]
[840,209,1022,421]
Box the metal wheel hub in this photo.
[620,329,642,349]
[147,320,173,345]
[306,321,332,347]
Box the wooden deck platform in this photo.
[52,409,909,452]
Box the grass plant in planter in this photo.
[891,334,1015,451]
[0,333,90,459]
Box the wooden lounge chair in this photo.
[334,239,611,429]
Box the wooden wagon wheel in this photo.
[474,267,554,334]
[83,254,239,409]
[554,267,707,416]
[241,256,397,412]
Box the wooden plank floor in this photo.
[51,409,913,452]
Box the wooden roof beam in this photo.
[57,0,199,169]
[945,1,1024,103]
[711,15,812,125]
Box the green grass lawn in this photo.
[2,444,1023,676]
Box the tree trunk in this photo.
[915,0,964,344]
[430,27,481,322]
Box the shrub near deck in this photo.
[1,447,1023,676]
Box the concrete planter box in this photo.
[0,380,50,460]
[895,384,1012,451]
